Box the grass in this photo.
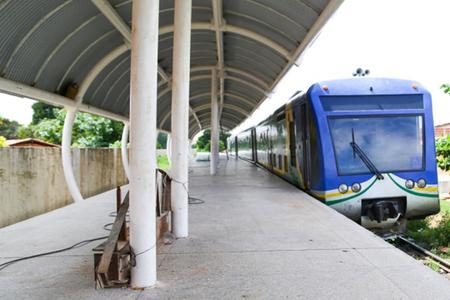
[406,212,450,259]
[157,155,170,171]
[440,199,450,214]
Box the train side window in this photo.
[289,120,296,167]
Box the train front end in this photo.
[309,78,439,230]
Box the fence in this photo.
[0,148,128,228]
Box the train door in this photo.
[268,120,275,170]
[286,106,296,170]
[251,128,257,162]
[296,103,311,189]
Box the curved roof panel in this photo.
[0,0,343,138]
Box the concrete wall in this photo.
[0,148,128,228]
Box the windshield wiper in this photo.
[350,128,384,180]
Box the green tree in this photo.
[437,84,450,170]
[31,102,57,125]
[157,132,167,149]
[0,136,7,147]
[17,125,33,139]
[72,112,124,148]
[194,129,230,152]
[0,116,20,139]
[195,129,211,151]
[436,135,450,171]
[25,108,124,147]
[31,118,64,144]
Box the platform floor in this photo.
[1,157,449,299]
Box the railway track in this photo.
[395,236,450,276]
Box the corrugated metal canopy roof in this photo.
[0,0,343,138]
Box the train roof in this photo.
[308,77,429,96]
[235,77,430,136]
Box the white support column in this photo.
[61,107,84,203]
[121,122,130,180]
[129,0,159,288]
[171,0,192,238]
[210,69,219,175]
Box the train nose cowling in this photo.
[361,197,406,224]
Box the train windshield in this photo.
[329,115,424,175]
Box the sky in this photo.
[0,0,449,131]
[231,0,450,134]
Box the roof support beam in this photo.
[194,103,249,118]
[33,14,102,85]
[190,66,270,89]
[224,75,266,95]
[91,0,202,130]
[158,74,266,100]
[91,0,170,82]
[57,30,116,92]
[159,22,290,59]
[158,91,256,129]
[75,44,129,103]
[223,92,257,107]
[190,107,202,131]
[0,77,128,122]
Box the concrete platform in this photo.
[1,157,450,299]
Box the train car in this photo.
[233,77,439,230]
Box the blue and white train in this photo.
[229,78,440,230]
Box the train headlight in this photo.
[417,178,427,188]
[351,183,361,193]
[405,179,415,189]
[338,184,348,194]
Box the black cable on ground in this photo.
[0,236,108,272]
[188,196,205,205]
[103,222,114,231]
[166,173,205,205]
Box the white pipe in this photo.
[210,69,219,175]
[166,133,172,170]
[61,107,84,203]
[129,0,158,288]
[121,122,130,180]
[75,44,129,102]
[171,0,192,238]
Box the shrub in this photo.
[0,136,7,147]
[436,135,450,171]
